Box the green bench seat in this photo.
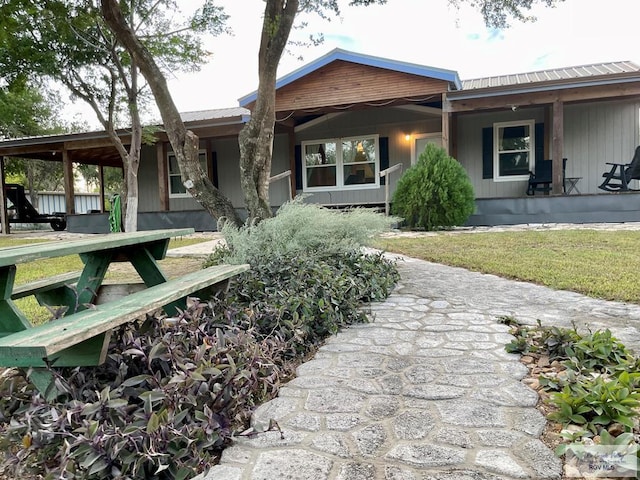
[0,263,249,369]
[11,271,82,300]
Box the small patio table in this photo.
[565,177,582,194]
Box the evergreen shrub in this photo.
[391,144,475,230]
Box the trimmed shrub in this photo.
[391,144,475,230]
[213,196,397,266]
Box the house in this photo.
[1,48,639,232]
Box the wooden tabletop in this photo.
[0,228,194,267]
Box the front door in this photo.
[412,134,442,165]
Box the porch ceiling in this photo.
[0,108,249,167]
[0,137,125,167]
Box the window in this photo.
[167,151,207,197]
[493,120,535,181]
[302,135,379,191]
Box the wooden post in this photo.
[288,126,296,199]
[98,164,106,212]
[0,157,8,235]
[552,100,564,195]
[544,105,552,160]
[157,142,169,211]
[450,113,458,160]
[441,93,451,155]
[62,149,75,215]
[385,178,390,216]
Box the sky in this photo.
[64,0,639,126]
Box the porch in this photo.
[467,191,640,226]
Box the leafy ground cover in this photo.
[503,318,640,478]
[374,230,640,303]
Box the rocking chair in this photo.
[598,146,640,192]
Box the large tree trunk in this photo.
[101,0,242,227]
[62,72,139,231]
[124,59,141,232]
[238,0,298,223]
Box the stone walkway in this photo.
[15,225,639,479]
[198,247,640,480]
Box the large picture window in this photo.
[493,120,535,181]
[168,151,207,197]
[302,135,379,191]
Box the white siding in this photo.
[32,192,100,214]
[269,134,292,207]
[456,100,640,198]
[457,108,545,198]
[138,145,160,211]
[295,107,441,205]
[564,100,640,193]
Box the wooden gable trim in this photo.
[274,60,450,113]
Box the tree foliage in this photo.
[100,0,243,226]
[0,0,230,230]
[75,164,124,194]
[0,78,78,196]
[449,0,563,28]
[0,79,55,140]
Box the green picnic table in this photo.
[0,228,249,397]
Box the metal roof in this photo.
[239,48,463,107]
[0,107,250,148]
[179,107,250,123]
[2,59,639,152]
[461,61,640,90]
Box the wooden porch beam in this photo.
[99,165,106,212]
[448,83,640,113]
[62,149,75,215]
[552,100,564,195]
[157,142,169,211]
[65,137,128,150]
[0,144,63,157]
[182,124,245,140]
[441,93,451,155]
[450,113,458,160]
[0,157,8,235]
[287,126,296,199]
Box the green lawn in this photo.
[0,236,213,323]
[374,229,640,304]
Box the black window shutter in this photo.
[535,123,544,162]
[379,137,389,186]
[294,145,302,190]
[482,127,493,179]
